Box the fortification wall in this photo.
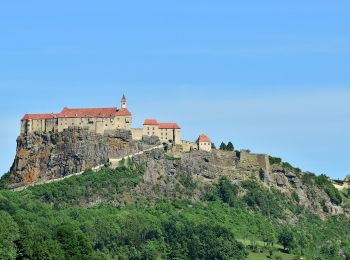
[131,128,143,140]
[181,140,197,152]
[239,150,270,172]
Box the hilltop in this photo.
[1,128,350,259]
[2,103,350,259]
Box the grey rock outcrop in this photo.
[130,148,347,217]
[9,127,157,188]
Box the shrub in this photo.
[164,155,181,161]
[177,172,197,190]
[316,174,342,205]
[269,156,282,165]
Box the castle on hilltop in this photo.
[20,95,212,152]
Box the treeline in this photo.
[219,141,234,151]
[0,166,350,259]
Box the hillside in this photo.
[1,146,350,259]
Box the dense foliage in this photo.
[302,172,343,206]
[219,141,234,151]
[269,156,302,174]
[0,166,350,259]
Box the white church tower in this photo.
[121,94,127,109]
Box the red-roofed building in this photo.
[143,118,181,145]
[143,119,159,126]
[196,134,212,152]
[20,95,132,134]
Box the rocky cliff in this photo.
[7,128,349,218]
[130,148,348,218]
[9,127,159,189]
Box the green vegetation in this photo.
[164,154,181,161]
[0,171,11,189]
[0,167,350,259]
[177,172,197,190]
[219,141,234,151]
[301,172,343,206]
[269,156,301,174]
[28,165,145,208]
[269,156,282,165]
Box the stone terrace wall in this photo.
[239,150,271,172]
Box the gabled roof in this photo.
[22,107,131,120]
[121,94,127,101]
[21,113,59,120]
[143,119,159,125]
[158,123,181,129]
[197,134,211,143]
[60,107,131,117]
[143,119,180,129]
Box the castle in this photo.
[20,95,212,152]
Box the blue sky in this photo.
[0,1,349,179]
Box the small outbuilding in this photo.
[196,134,212,152]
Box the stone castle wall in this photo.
[21,115,132,135]
[239,150,271,172]
[131,128,143,140]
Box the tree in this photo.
[226,142,234,151]
[217,177,239,206]
[320,241,340,259]
[19,224,64,260]
[278,228,296,252]
[260,223,276,247]
[211,143,216,149]
[56,224,94,259]
[0,211,19,259]
[219,142,227,150]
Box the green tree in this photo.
[260,223,276,246]
[219,142,227,150]
[278,228,296,252]
[226,142,234,151]
[56,224,94,260]
[320,241,340,259]
[0,210,19,259]
[217,177,239,206]
[19,224,64,260]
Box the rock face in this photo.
[9,127,157,188]
[130,148,347,217]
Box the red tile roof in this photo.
[158,123,181,129]
[21,107,131,120]
[21,113,58,120]
[143,119,159,125]
[60,107,131,117]
[143,119,180,129]
[197,134,211,143]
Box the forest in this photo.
[1,164,350,259]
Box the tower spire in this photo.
[121,94,127,109]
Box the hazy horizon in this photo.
[1,1,350,179]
